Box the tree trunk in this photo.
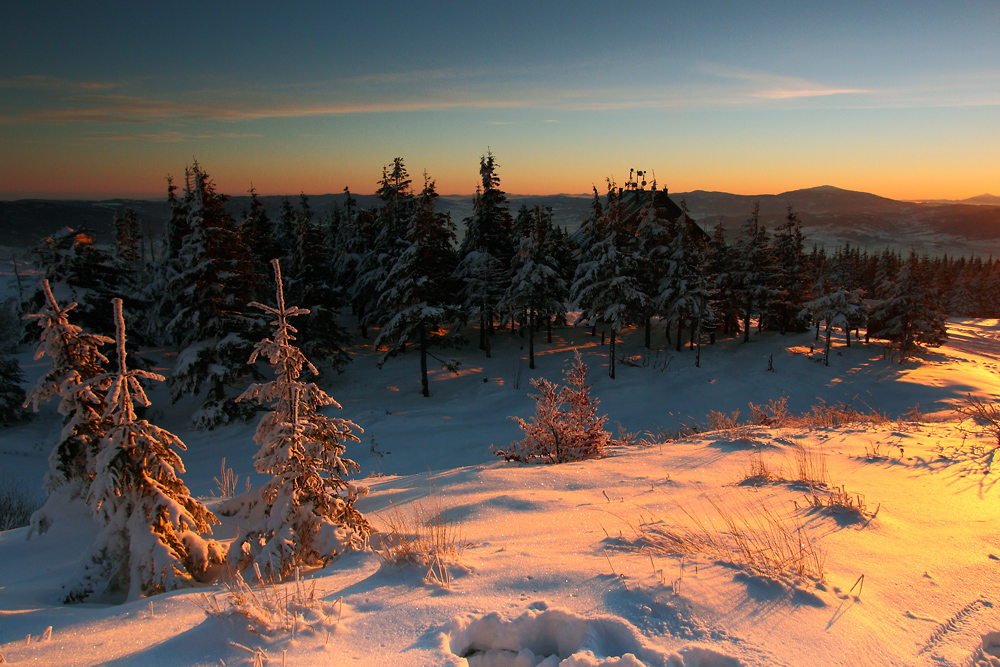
[547,316,552,343]
[528,308,535,369]
[676,319,683,352]
[743,307,751,343]
[695,318,703,368]
[609,328,616,379]
[824,325,832,366]
[420,321,429,397]
[479,311,487,350]
[644,314,651,349]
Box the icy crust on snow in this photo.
[441,606,740,666]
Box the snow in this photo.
[2,317,1000,665]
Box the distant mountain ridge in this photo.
[2,185,999,257]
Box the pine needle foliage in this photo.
[65,299,221,602]
[228,260,371,578]
[23,279,112,497]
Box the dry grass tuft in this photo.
[795,399,889,429]
[793,443,829,487]
[807,485,869,517]
[634,496,825,583]
[373,491,470,589]
[200,564,342,638]
[741,447,781,485]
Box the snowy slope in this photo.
[2,320,1000,666]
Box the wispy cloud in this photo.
[0,74,123,92]
[0,92,538,125]
[754,87,871,99]
[82,130,262,142]
[695,62,872,101]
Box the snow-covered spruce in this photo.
[374,173,460,397]
[868,251,948,359]
[571,183,646,379]
[225,259,371,578]
[162,162,259,429]
[498,205,567,370]
[455,151,515,357]
[22,279,113,535]
[64,299,221,602]
[497,351,611,464]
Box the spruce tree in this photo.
[868,252,948,359]
[571,183,646,379]
[355,159,415,334]
[769,206,812,334]
[65,299,221,602]
[374,175,460,396]
[113,207,142,275]
[227,260,370,577]
[240,187,280,294]
[731,201,776,342]
[455,151,514,355]
[657,210,704,352]
[499,206,568,369]
[635,195,672,348]
[165,163,260,428]
[23,280,112,508]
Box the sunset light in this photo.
[1,3,997,200]
[1,4,999,667]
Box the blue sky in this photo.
[1,1,997,199]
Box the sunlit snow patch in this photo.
[441,606,741,666]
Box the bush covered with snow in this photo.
[497,352,611,464]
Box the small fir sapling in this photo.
[22,280,113,534]
[498,351,611,464]
[64,299,222,602]
[225,260,371,578]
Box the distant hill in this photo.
[959,194,1000,206]
[672,185,1000,256]
[2,185,998,257]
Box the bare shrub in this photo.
[705,409,758,441]
[793,443,828,487]
[0,474,42,531]
[212,458,249,499]
[748,397,789,426]
[706,409,740,432]
[200,563,342,638]
[955,394,1000,471]
[635,496,824,582]
[374,492,470,589]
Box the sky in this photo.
[1,1,998,200]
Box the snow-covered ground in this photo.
[2,319,1000,666]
